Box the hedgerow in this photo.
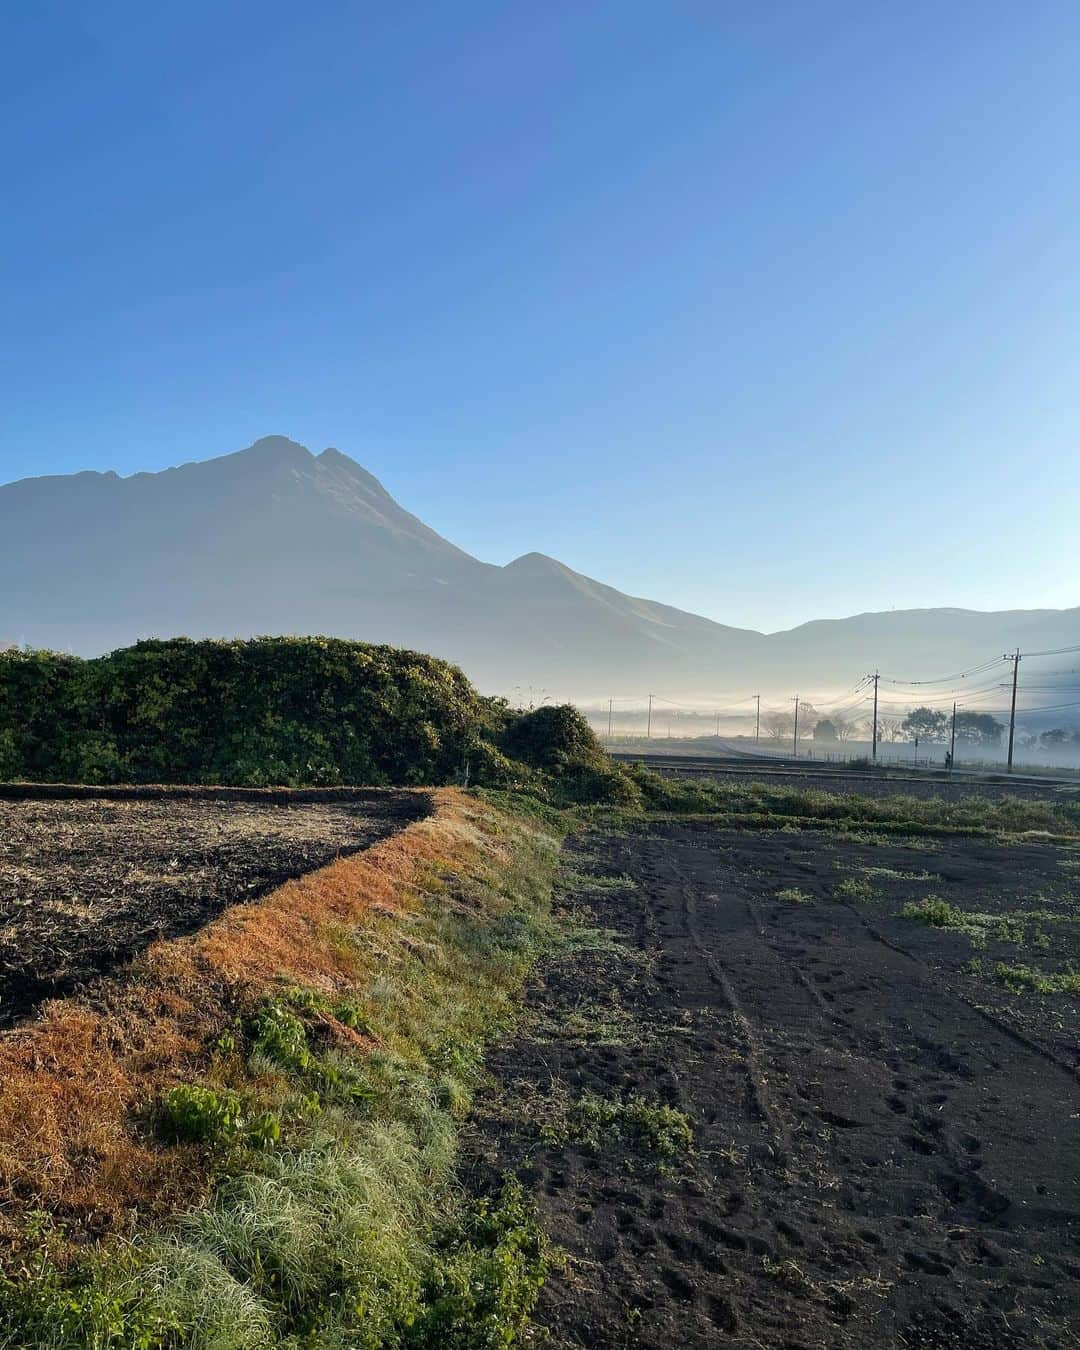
[0,639,632,807]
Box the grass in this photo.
[834,876,879,902]
[899,895,1064,953]
[855,865,937,882]
[775,887,811,904]
[624,766,1080,838]
[993,962,1080,995]
[901,896,967,928]
[0,792,566,1348]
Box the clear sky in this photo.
[3,1,1078,632]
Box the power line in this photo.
[880,656,1008,686]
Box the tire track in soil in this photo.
[466,822,1080,1349]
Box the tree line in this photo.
[761,703,1078,751]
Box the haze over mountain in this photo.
[4,436,1078,703]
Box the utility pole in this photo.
[949,701,957,771]
[647,693,653,740]
[870,671,880,763]
[754,694,761,743]
[1005,648,1021,772]
[792,696,800,757]
[607,699,613,742]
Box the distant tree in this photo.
[1038,726,1080,750]
[901,707,949,743]
[954,712,1004,748]
[832,713,858,743]
[763,711,794,742]
[796,703,818,738]
[876,716,901,743]
[813,718,837,741]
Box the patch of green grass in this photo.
[900,896,1042,950]
[902,896,967,928]
[993,962,1080,995]
[625,766,1080,838]
[856,865,937,882]
[775,886,811,904]
[834,876,879,902]
[538,1088,693,1159]
[524,996,639,1049]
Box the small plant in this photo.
[159,1084,242,1145]
[333,999,370,1033]
[245,1110,282,1149]
[901,896,965,928]
[835,876,878,901]
[776,887,810,904]
[158,1085,282,1150]
[247,1000,314,1073]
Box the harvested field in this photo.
[469,819,1080,1348]
[0,788,426,1025]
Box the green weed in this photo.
[538,1088,693,1159]
[994,962,1080,994]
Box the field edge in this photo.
[0,787,566,1348]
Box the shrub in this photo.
[500,704,603,772]
[0,637,502,788]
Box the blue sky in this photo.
[3,1,1078,632]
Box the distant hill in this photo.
[3,435,1078,701]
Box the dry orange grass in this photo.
[0,788,503,1241]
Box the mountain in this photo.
[3,435,1078,702]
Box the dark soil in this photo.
[0,789,427,1025]
[469,821,1080,1348]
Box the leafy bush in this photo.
[0,639,639,806]
[0,637,502,788]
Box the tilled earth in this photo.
[470,822,1080,1348]
[0,789,427,1025]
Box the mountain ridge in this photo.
[4,436,1077,701]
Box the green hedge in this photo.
[0,638,511,787]
[0,639,629,801]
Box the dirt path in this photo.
[470,822,1080,1348]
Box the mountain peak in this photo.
[235,435,313,466]
[505,551,570,575]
